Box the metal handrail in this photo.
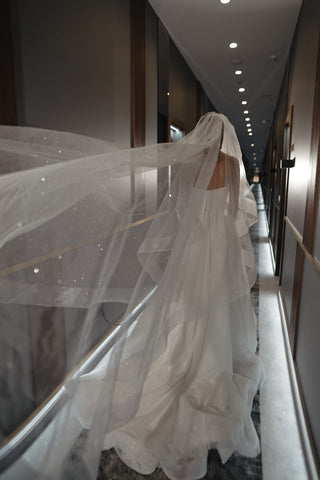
[0,287,156,473]
[284,216,320,277]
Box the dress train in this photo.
[102,186,265,480]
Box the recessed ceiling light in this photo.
[243,110,249,114]
[247,123,251,127]
[229,42,238,49]
[245,117,250,121]
[249,133,253,136]
[251,143,255,147]
[235,70,242,75]
[239,87,245,92]
[241,100,247,105]
[220,0,230,3]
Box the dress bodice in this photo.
[202,185,229,213]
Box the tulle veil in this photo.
[0,113,258,478]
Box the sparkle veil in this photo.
[0,113,257,478]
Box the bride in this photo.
[0,112,264,479]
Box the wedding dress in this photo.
[102,185,263,480]
[0,113,264,479]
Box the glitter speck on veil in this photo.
[0,113,264,478]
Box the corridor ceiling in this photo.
[149,0,302,169]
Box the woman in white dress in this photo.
[0,112,264,480]
[99,118,264,479]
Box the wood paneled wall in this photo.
[131,0,146,147]
[303,31,320,254]
[263,0,320,470]
[0,0,17,125]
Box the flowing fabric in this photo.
[0,113,264,479]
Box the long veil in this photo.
[0,113,259,479]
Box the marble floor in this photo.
[254,184,311,480]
